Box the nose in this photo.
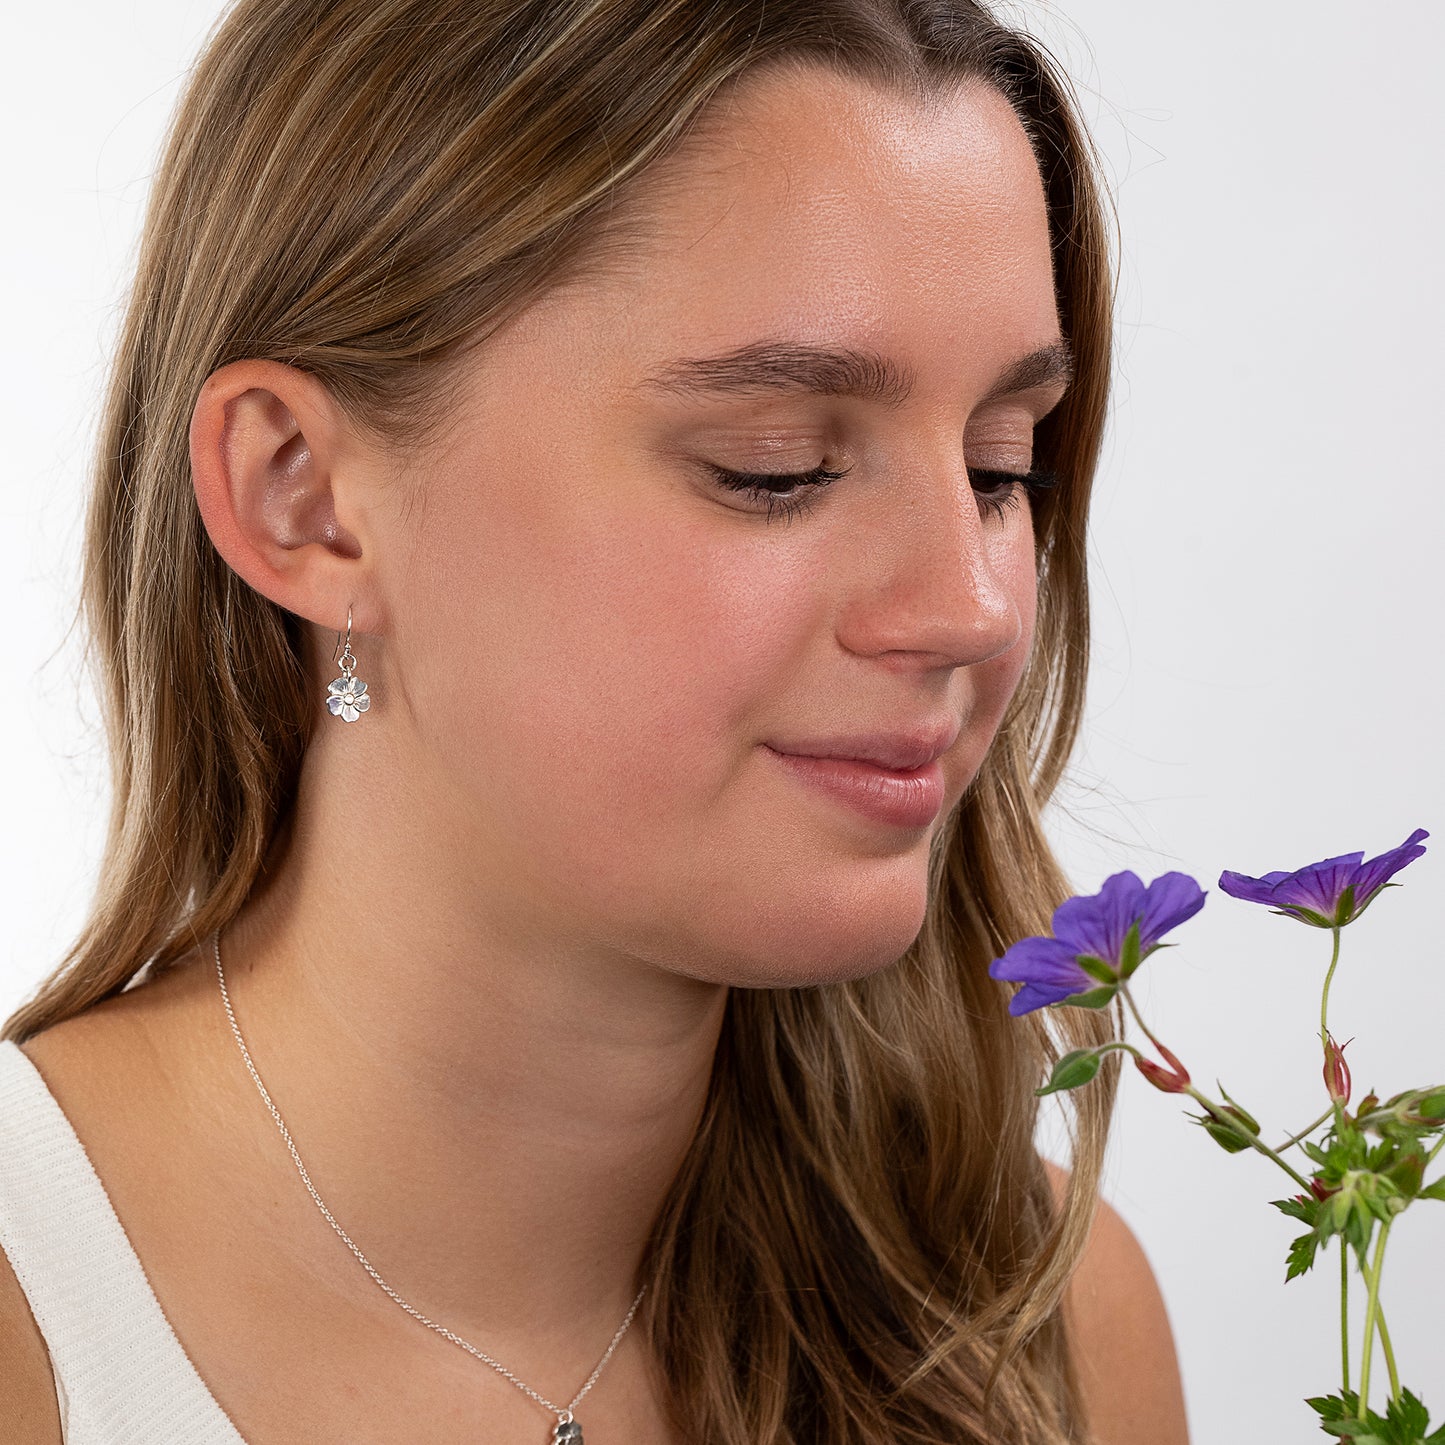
[836,452,1029,671]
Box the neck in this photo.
[191,726,729,1387]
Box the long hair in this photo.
[4,2,1122,1439]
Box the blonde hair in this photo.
[5,2,1122,1439]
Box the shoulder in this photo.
[1042,1160,1191,1445]
[0,1232,64,1443]
[1,1013,164,1445]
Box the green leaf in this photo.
[1304,1383,1441,1443]
[1418,1176,1445,1202]
[1336,883,1357,924]
[1386,1389,1431,1441]
[1035,1048,1104,1097]
[1272,1194,1318,1224]
[1306,1389,1420,1443]
[1050,984,1118,1011]
[1117,920,1143,979]
[1285,1230,1319,1281]
[1386,1150,1426,1198]
[1367,1138,1397,1171]
[1074,953,1118,985]
[1307,1391,1374,1438]
[1270,904,1335,927]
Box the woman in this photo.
[0,0,1189,1440]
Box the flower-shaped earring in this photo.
[326,605,371,722]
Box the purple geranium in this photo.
[988,870,1207,1017]
[1217,828,1428,928]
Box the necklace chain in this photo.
[211,928,646,1431]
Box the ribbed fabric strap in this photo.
[0,1039,247,1444]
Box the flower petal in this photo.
[1217,869,1293,905]
[1005,981,1080,1016]
[1274,856,1365,916]
[1137,872,1207,951]
[1050,871,1147,968]
[988,936,1094,1006]
[1351,827,1429,904]
[353,692,370,712]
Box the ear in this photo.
[188,358,381,639]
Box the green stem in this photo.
[1118,981,1173,1059]
[1319,925,1347,1132]
[1356,1219,1393,1420]
[1275,1105,1336,1155]
[1425,1131,1445,1168]
[1375,1297,1400,1405]
[1177,1082,1313,1189]
[1319,924,1342,1042]
[1114,983,1312,1188]
[1340,1240,1350,1392]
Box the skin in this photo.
[8,61,1188,1443]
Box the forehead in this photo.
[579,62,1060,367]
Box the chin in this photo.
[660,926,922,991]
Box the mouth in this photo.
[761,745,947,830]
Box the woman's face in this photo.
[369,64,1072,988]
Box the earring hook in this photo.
[332,605,355,674]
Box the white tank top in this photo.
[0,1038,247,1443]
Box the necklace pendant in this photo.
[552,1419,583,1443]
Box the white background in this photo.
[2,2,1441,1438]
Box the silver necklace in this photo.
[211,928,645,1444]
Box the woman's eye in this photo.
[704,459,1059,526]
[968,466,1060,522]
[705,461,851,526]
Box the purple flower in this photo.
[988,870,1207,1017]
[1217,828,1428,928]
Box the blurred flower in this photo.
[988,870,1206,1017]
[1217,828,1428,928]
[1354,1086,1445,1139]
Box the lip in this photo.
[762,746,947,829]
[766,722,960,772]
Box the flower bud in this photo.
[1135,1058,1185,1092]
[1385,1149,1425,1198]
[1198,1101,1261,1153]
[1323,1032,1353,1106]
[1410,1088,1445,1125]
[1134,1042,1191,1094]
[1355,1086,1445,1137]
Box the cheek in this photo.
[933,520,1040,811]
[386,447,789,903]
[977,527,1039,723]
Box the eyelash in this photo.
[705,461,1060,526]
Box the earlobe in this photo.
[188,358,370,633]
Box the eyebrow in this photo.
[636,336,1076,409]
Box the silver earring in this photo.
[325,605,371,722]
